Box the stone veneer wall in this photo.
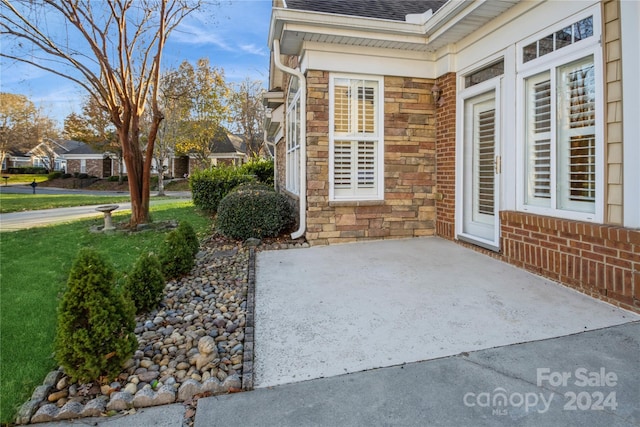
[434,73,457,239]
[275,138,286,194]
[304,70,437,245]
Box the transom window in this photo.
[465,60,504,88]
[329,75,383,201]
[523,16,593,63]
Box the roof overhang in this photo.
[262,89,285,109]
[268,0,520,58]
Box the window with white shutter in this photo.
[523,55,598,215]
[285,80,301,195]
[329,75,383,201]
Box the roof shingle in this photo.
[284,0,448,21]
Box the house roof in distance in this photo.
[65,142,100,155]
[284,0,448,21]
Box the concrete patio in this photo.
[254,237,638,388]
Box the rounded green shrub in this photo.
[230,181,274,194]
[217,189,294,240]
[124,253,165,314]
[54,249,136,383]
[189,166,256,213]
[48,171,62,180]
[177,221,199,257]
[158,229,195,279]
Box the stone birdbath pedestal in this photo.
[95,205,119,231]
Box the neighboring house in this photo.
[28,138,84,172]
[266,0,639,312]
[63,142,120,178]
[1,148,31,172]
[26,138,121,178]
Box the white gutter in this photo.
[272,39,306,240]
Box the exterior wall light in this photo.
[431,83,443,107]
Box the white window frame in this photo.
[329,73,384,202]
[285,82,301,196]
[516,6,603,223]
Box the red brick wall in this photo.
[304,71,437,245]
[86,159,102,177]
[501,211,640,312]
[435,73,457,239]
[66,159,80,175]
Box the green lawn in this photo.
[0,194,133,213]
[0,201,212,424]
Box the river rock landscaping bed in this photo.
[16,235,307,425]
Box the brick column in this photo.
[435,73,457,239]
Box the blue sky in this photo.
[0,0,273,127]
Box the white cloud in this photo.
[239,43,267,56]
[172,22,233,51]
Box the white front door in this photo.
[460,85,501,250]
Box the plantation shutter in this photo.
[357,140,375,188]
[532,77,552,200]
[525,72,552,207]
[334,85,350,134]
[334,141,352,189]
[476,108,495,216]
[564,62,596,203]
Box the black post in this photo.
[30,180,37,194]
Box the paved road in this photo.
[0,183,131,196]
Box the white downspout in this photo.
[272,39,306,240]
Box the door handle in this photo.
[495,156,501,174]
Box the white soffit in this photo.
[271,1,521,55]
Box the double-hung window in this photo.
[519,12,602,220]
[286,78,301,195]
[329,74,383,201]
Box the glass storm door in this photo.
[462,91,499,248]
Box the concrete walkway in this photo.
[253,238,638,388]
[195,322,639,426]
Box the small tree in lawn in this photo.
[54,249,136,383]
[124,252,166,314]
[158,229,195,279]
[178,221,199,257]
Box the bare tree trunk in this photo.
[157,171,165,196]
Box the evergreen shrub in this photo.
[240,158,274,185]
[124,253,165,314]
[177,221,200,257]
[54,249,136,383]
[158,229,195,279]
[217,188,293,240]
[189,166,255,213]
[230,181,274,194]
